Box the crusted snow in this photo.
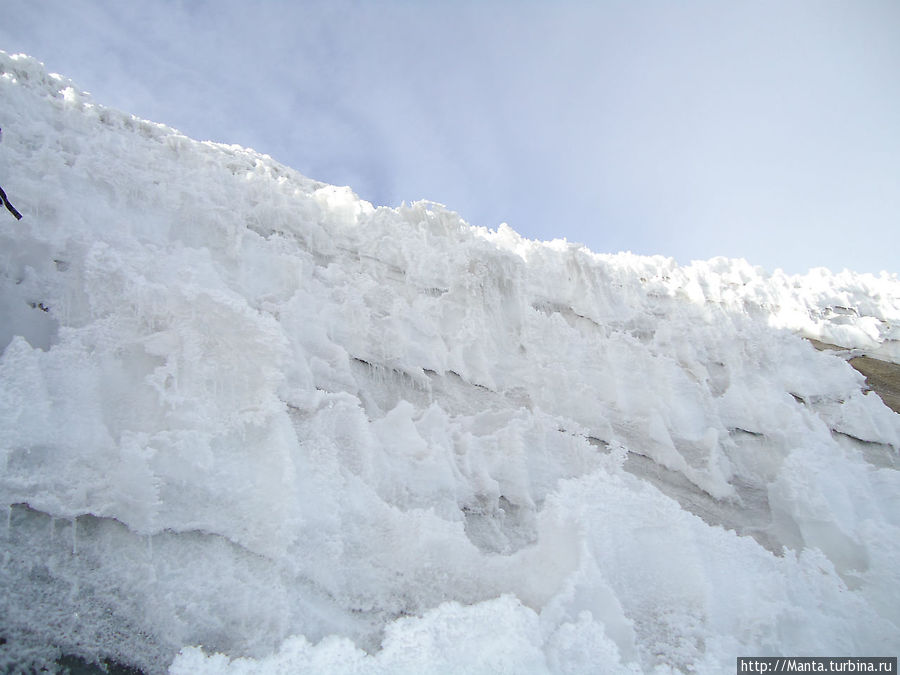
[1,51,899,674]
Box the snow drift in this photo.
[1,51,899,674]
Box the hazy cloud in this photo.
[2,0,898,273]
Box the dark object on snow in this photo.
[0,127,23,219]
[0,183,22,219]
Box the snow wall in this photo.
[1,51,899,674]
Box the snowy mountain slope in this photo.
[1,50,899,674]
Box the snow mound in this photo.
[1,51,899,674]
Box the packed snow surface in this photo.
[1,51,899,674]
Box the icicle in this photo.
[71,516,78,555]
[147,533,153,559]
[5,504,11,534]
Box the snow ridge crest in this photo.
[1,50,899,675]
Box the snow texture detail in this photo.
[1,51,899,674]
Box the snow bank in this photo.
[1,51,899,674]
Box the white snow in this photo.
[1,51,899,674]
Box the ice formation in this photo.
[1,51,899,674]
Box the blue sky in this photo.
[2,0,898,275]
